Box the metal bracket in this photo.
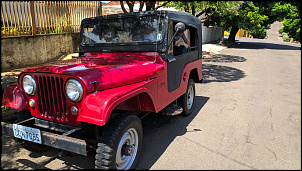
[168,57,176,62]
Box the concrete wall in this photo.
[199,13,223,44]
[1,33,80,70]
[202,24,223,44]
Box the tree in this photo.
[164,1,243,42]
[252,1,298,40]
[277,2,300,42]
[119,1,171,13]
[211,1,294,42]
[208,1,269,42]
[164,1,243,23]
[197,1,243,41]
[118,1,298,42]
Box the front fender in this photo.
[77,79,156,126]
[1,83,30,110]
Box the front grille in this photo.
[35,75,67,122]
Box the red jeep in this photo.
[2,10,202,169]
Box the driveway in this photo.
[1,22,301,170]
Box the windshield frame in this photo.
[80,14,166,46]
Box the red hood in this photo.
[22,52,165,93]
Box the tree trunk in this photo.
[138,1,144,11]
[191,5,195,15]
[184,4,189,12]
[120,1,128,13]
[125,1,134,12]
[228,25,239,42]
[146,1,155,11]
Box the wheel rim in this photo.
[116,128,139,170]
[187,85,194,109]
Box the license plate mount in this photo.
[13,124,42,144]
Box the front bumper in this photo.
[1,117,87,156]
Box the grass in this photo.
[1,106,12,112]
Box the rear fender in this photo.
[77,79,156,126]
[1,83,30,110]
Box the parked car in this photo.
[2,10,202,169]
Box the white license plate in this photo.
[13,124,42,144]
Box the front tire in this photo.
[179,78,195,116]
[95,114,143,170]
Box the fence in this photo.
[1,1,99,37]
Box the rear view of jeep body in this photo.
[2,10,202,169]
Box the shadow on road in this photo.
[231,41,300,50]
[203,54,247,63]
[137,95,210,169]
[202,64,246,84]
[1,134,95,169]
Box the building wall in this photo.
[1,33,80,69]
[202,24,223,44]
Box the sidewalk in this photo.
[202,42,228,58]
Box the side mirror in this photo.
[167,22,186,53]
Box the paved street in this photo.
[1,22,301,169]
[137,22,301,170]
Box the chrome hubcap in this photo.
[116,128,138,170]
[187,85,194,109]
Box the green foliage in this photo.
[277,2,300,42]
[204,1,244,26]
[249,26,267,39]
[163,1,200,13]
[281,32,291,42]
[162,1,300,41]
[254,2,298,28]
[279,18,301,42]
[238,5,268,31]
[163,1,243,19]
[1,106,12,112]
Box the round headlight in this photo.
[65,79,83,102]
[22,75,36,95]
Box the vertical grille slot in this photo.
[36,75,67,121]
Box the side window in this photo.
[82,24,102,44]
[82,25,95,44]
[167,21,199,57]
[188,26,198,52]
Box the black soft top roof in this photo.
[81,10,201,30]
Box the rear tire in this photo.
[179,78,195,116]
[95,114,143,170]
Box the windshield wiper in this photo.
[129,17,142,36]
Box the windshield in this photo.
[82,15,164,44]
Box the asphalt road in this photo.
[1,22,301,170]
